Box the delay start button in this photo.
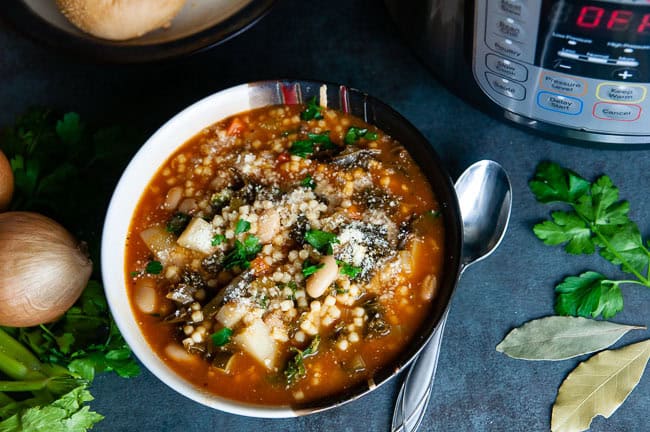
[485,72,526,100]
[537,91,583,115]
[593,102,641,121]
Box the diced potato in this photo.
[140,225,176,264]
[134,277,157,314]
[177,217,215,254]
[216,302,248,328]
[233,318,277,369]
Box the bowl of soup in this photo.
[101,80,463,417]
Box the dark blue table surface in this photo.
[2,1,650,431]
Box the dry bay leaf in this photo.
[496,316,644,360]
[551,339,650,432]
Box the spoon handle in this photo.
[391,309,449,432]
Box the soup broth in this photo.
[125,103,444,405]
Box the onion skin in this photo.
[0,151,13,211]
[0,212,92,327]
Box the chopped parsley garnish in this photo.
[302,260,324,277]
[300,97,324,121]
[300,175,316,189]
[289,132,336,158]
[344,127,379,145]
[166,212,191,235]
[284,335,320,385]
[211,234,226,246]
[304,229,339,255]
[337,260,362,279]
[130,271,140,277]
[223,236,262,269]
[145,260,163,275]
[289,140,314,158]
[211,328,233,346]
[234,219,251,235]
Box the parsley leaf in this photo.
[289,140,314,158]
[223,236,262,269]
[302,261,324,277]
[531,161,650,319]
[145,261,163,275]
[289,132,336,158]
[344,127,379,145]
[211,234,226,246]
[0,386,104,432]
[211,328,233,347]
[284,335,320,385]
[234,219,251,235]
[300,97,324,121]
[337,261,362,279]
[300,175,316,189]
[304,229,339,255]
[555,272,623,319]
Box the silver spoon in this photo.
[391,160,512,432]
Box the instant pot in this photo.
[386,0,650,144]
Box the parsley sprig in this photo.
[530,161,650,319]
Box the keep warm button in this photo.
[593,102,641,122]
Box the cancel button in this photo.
[593,102,641,121]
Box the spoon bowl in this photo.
[456,160,512,269]
[392,160,512,432]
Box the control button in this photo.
[537,91,583,115]
[593,102,641,122]
[612,69,639,81]
[486,54,528,82]
[540,72,587,96]
[597,84,647,103]
[490,38,523,60]
[496,17,524,40]
[485,72,526,100]
[498,0,526,18]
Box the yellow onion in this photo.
[0,150,13,211]
[0,212,92,327]
[56,0,187,41]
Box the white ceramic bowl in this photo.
[101,80,462,418]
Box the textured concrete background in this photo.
[2,1,650,431]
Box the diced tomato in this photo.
[250,256,271,275]
[277,152,290,163]
[227,118,245,136]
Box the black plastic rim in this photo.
[0,0,277,63]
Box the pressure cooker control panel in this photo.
[473,0,650,135]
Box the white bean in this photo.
[165,343,196,363]
[134,277,157,314]
[306,255,338,298]
[163,186,183,210]
[256,208,281,244]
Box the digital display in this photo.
[545,1,650,41]
[536,0,650,81]
[575,5,650,34]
